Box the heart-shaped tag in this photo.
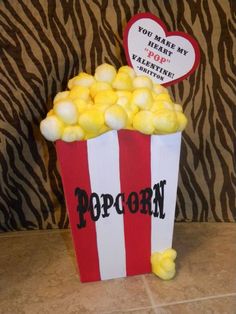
[124,13,200,86]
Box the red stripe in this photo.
[118,130,151,276]
[56,140,100,282]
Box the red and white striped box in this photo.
[56,130,181,282]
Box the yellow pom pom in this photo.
[133,75,153,89]
[151,248,177,280]
[153,93,172,102]
[69,86,90,101]
[176,111,188,131]
[62,125,85,142]
[174,103,183,112]
[46,109,54,117]
[73,98,92,115]
[40,115,64,141]
[54,100,78,125]
[105,105,128,130]
[94,90,118,106]
[117,96,138,114]
[118,65,136,79]
[68,77,76,90]
[68,72,95,89]
[132,111,155,135]
[153,109,178,134]
[125,109,139,129]
[131,88,153,110]
[152,84,169,95]
[53,91,70,105]
[162,248,177,260]
[95,63,117,83]
[160,257,175,272]
[93,103,111,113]
[84,125,110,140]
[90,81,112,98]
[79,109,105,133]
[115,92,138,128]
[116,91,132,106]
[151,100,174,112]
[155,264,176,280]
[42,65,187,142]
[112,72,133,91]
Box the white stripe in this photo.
[151,132,181,253]
[87,131,126,280]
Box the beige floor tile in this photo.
[0,231,151,314]
[145,223,236,305]
[155,295,236,313]
[111,308,156,313]
[0,223,235,314]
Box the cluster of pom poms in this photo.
[151,248,177,280]
[40,64,188,142]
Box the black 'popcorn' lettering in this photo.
[75,180,166,229]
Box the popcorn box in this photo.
[56,129,181,282]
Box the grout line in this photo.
[104,276,159,313]
[142,275,159,314]
[152,292,236,309]
[101,305,155,313]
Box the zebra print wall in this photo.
[0,0,235,231]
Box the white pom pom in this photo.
[54,100,78,125]
[40,116,64,141]
[133,75,153,89]
[131,88,153,110]
[68,73,95,89]
[94,63,117,83]
[105,105,128,130]
[118,66,136,79]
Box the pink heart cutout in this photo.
[124,13,200,86]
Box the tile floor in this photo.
[0,223,235,314]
